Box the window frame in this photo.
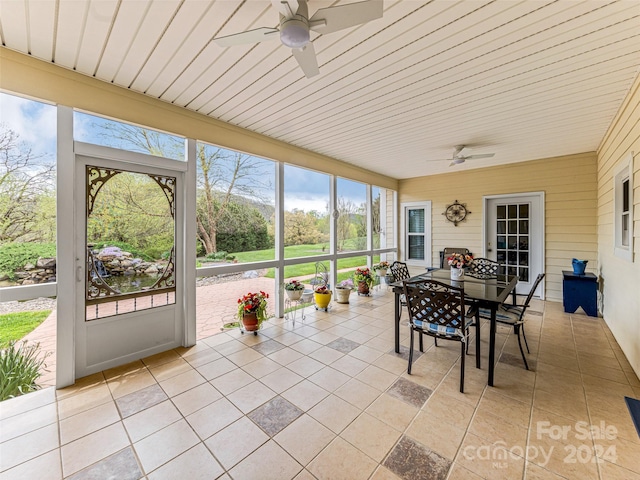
[400,201,432,267]
[613,152,634,262]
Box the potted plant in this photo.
[354,267,374,295]
[313,285,332,311]
[447,253,474,280]
[237,291,269,333]
[335,278,354,304]
[284,279,305,300]
[372,261,390,277]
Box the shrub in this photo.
[206,251,228,261]
[0,242,56,279]
[0,341,48,401]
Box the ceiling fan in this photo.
[212,0,383,78]
[432,145,496,167]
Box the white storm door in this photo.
[485,194,544,296]
[402,202,432,267]
[75,151,184,378]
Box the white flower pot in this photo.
[376,269,387,277]
[286,289,303,301]
[450,268,465,280]
[335,287,352,304]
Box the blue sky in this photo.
[0,91,372,212]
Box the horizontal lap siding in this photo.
[399,153,598,302]
[597,72,640,377]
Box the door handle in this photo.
[76,266,82,282]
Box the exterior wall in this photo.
[597,73,640,376]
[399,153,599,302]
[0,48,397,192]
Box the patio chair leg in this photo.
[408,327,414,374]
[475,310,481,369]
[521,324,530,353]
[515,325,530,370]
[459,339,465,393]
[434,337,438,347]
[419,332,424,352]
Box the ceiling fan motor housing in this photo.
[280,19,310,48]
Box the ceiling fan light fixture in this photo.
[280,19,310,48]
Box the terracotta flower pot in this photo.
[357,281,370,295]
[241,311,259,331]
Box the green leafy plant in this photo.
[0,340,49,401]
[284,280,305,291]
[237,291,269,324]
[353,267,374,287]
[372,261,390,271]
[0,242,56,279]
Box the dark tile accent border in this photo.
[384,435,451,480]
[387,378,432,408]
[248,396,303,436]
[67,447,142,480]
[115,384,167,418]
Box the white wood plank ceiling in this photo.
[1,0,639,179]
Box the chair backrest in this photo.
[390,261,410,282]
[469,258,499,276]
[441,248,471,269]
[523,273,546,308]
[403,280,465,329]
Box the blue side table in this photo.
[562,271,598,317]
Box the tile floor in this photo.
[1,288,640,479]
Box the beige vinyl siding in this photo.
[597,72,640,377]
[399,153,598,302]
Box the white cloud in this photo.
[0,92,56,156]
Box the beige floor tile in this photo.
[370,465,402,480]
[308,394,361,434]
[524,461,569,479]
[147,443,224,480]
[204,417,269,470]
[59,401,120,445]
[355,365,398,391]
[286,356,325,377]
[269,347,305,366]
[260,367,304,394]
[331,355,369,377]
[195,357,237,381]
[274,414,335,465]
[373,354,409,376]
[61,422,129,477]
[57,383,113,420]
[243,356,283,378]
[406,411,466,461]
[0,386,56,420]
[478,388,531,428]
[365,393,418,432]
[341,413,401,462]
[55,373,106,400]
[281,379,330,411]
[533,387,588,422]
[348,345,384,364]
[598,435,640,474]
[226,380,276,413]
[171,382,222,416]
[123,400,183,443]
[289,338,323,355]
[307,437,378,480]
[0,402,58,443]
[142,350,183,368]
[226,347,264,367]
[456,432,525,480]
[308,366,351,392]
[0,423,59,472]
[294,468,321,480]
[107,369,158,399]
[185,396,243,441]
[229,440,302,479]
[446,463,485,480]
[210,368,254,396]
[598,458,640,480]
[133,419,199,474]
[0,448,62,480]
[334,378,381,410]
[159,369,206,398]
[308,346,345,365]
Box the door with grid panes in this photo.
[486,195,543,296]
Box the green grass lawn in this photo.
[0,310,51,348]
[228,243,380,280]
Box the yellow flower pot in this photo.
[314,291,332,311]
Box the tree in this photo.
[0,125,55,243]
[284,209,324,246]
[95,121,273,255]
[336,197,365,251]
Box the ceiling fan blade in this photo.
[271,0,299,18]
[292,42,320,78]
[309,0,383,35]
[213,27,280,47]
[457,146,472,157]
[467,153,495,160]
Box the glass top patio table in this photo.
[390,269,518,387]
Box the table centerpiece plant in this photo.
[284,279,305,300]
[237,290,269,333]
[354,267,374,295]
[447,253,474,280]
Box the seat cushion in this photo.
[412,316,474,338]
[477,307,520,324]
